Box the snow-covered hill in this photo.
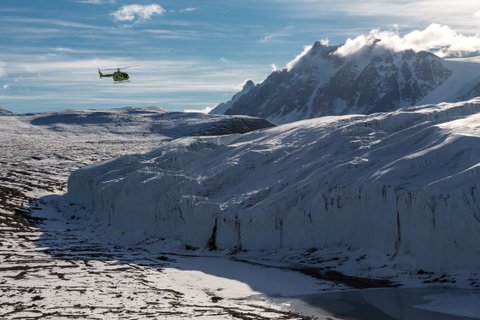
[0,107,14,116]
[210,40,480,124]
[23,107,274,138]
[68,98,480,273]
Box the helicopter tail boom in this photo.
[98,68,114,78]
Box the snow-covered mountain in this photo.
[23,107,274,138]
[68,98,480,272]
[209,80,255,115]
[210,40,480,124]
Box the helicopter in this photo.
[98,67,130,83]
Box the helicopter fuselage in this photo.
[112,71,129,82]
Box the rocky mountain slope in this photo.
[210,80,255,115]
[211,41,480,124]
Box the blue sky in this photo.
[1,0,479,113]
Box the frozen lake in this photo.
[280,287,480,320]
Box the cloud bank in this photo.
[112,4,165,22]
[335,24,480,58]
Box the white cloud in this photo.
[260,25,293,43]
[112,4,165,22]
[183,106,214,114]
[179,7,198,13]
[77,0,115,4]
[260,34,277,43]
[319,38,329,46]
[335,24,480,58]
[0,17,109,31]
[474,10,480,17]
[51,47,74,52]
[286,45,312,71]
[271,64,279,72]
[144,29,201,40]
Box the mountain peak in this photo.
[242,80,255,90]
[216,39,480,124]
[209,80,256,115]
[312,39,329,49]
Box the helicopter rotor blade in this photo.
[101,66,135,71]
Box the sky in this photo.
[0,0,480,113]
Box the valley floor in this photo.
[0,116,321,319]
[1,115,479,319]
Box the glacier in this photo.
[67,99,480,272]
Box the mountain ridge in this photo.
[211,41,480,124]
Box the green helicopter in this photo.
[98,67,130,83]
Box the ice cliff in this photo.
[68,99,480,272]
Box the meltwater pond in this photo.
[281,287,480,320]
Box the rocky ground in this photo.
[0,116,317,319]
